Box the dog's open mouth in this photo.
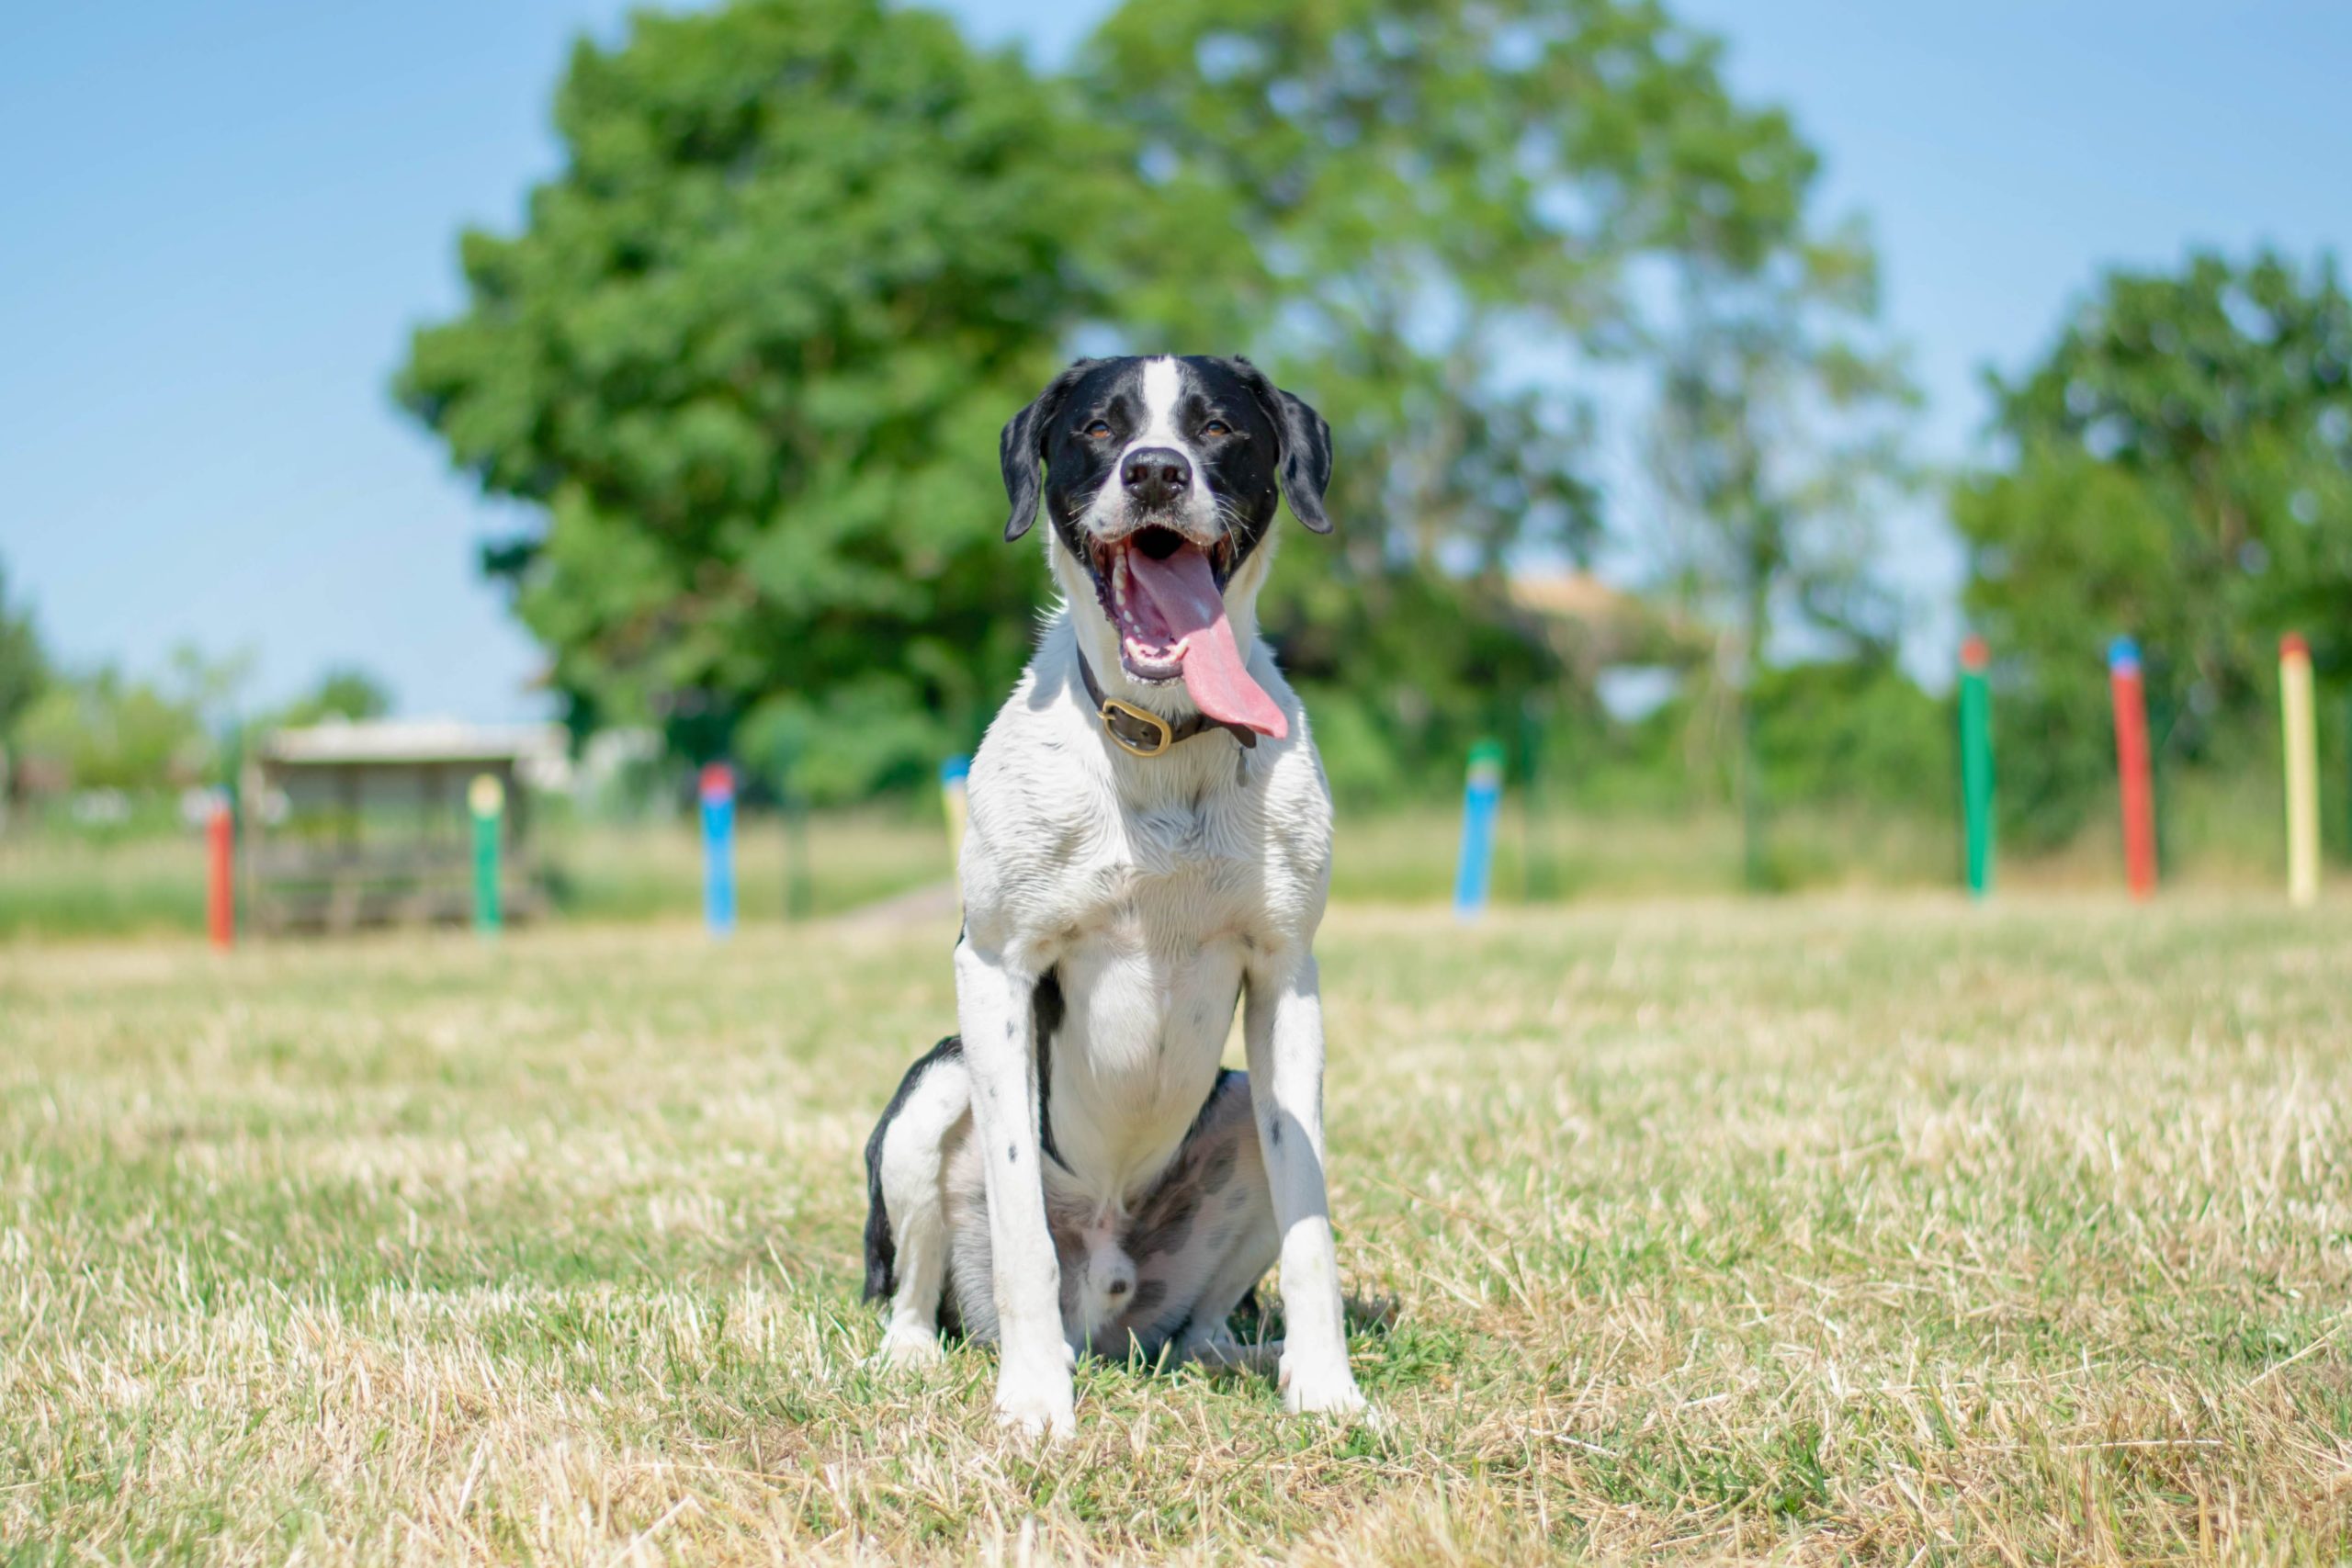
[1090,526,1230,681]
[1083,525,1286,739]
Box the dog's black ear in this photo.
[1231,357,1335,534]
[1000,359,1097,542]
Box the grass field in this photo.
[3,897,2348,1562]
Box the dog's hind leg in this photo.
[1172,1203,1280,1371]
[1107,1070,1280,1369]
[1167,1074,1280,1370]
[863,1037,971,1369]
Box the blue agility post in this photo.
[1454,739,1506,920]
[700,762,737,937]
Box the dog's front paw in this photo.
[993,1355,1076,1441]
[876,1322,945,1371]
[1278,1355,1369,1420]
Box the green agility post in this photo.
[1518,696,1556,901]
[1958,637,1995,897]
[469,773,504,934]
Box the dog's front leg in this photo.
[1243,953,1368,1417]
[954,932,1075,1438]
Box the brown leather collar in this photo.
[1077,652,1259,758]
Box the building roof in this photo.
[259,719,567,768]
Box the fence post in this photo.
[1959,637,1995,898]
[782,791,812,922]
[1519,696,1557,901]
[206,796,235,949]
[2281,635,2320,907]
[941,755,970,877]
[1454,739,1506,920]
[701,762,736,938]
[2109,637,2157,900]
[469,773,504,934]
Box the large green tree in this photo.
[1081,0,1831,777]
[1954,248,2352,844]
[402,0,1870,799]
[398,0,1113,794]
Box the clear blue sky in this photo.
[4,1,2346,718]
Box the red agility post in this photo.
[2108,637,2156,900]
[206,798,235,948]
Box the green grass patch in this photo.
[1,897,2347,1560]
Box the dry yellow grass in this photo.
[2,896,2347,1562]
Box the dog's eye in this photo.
[1202,419,1231,437]
[1082,420,1113,439]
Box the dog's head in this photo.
[999,355,1333,737]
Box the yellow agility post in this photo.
[941,756,970,874]
[2281,635,2321,908]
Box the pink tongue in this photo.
[1126,546,1288,739]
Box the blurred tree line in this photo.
[396,0,1912,817]
[0,560,42,752]
[0,569,390,820]
[395,0,2347,870]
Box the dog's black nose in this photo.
[1121,446,1191,510]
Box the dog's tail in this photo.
[860,1132,896,1303]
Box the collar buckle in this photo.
[1098,699,1174,759]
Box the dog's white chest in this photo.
[961,622,1334,1223]
[1046,793,1261,1208]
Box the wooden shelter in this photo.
[243,720,565,933]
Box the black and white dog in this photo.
[860,355,1367,1437]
